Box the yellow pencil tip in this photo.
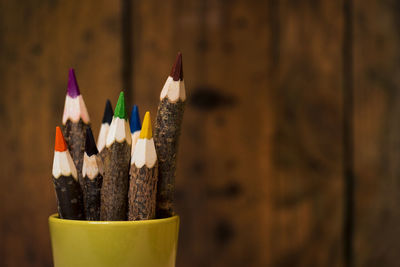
[139,111,152,139]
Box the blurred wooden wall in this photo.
[0,0,399,266]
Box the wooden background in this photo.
[0,0,399,266]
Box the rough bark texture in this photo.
[154,98,185,218]
[62,119,90,191]
[98,149,108,176]
[100,141,131,220]
[128,163,158,220]
[83,174,102,221]
[52,175,84,220]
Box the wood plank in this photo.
[353,0,400,266]
[131,0,344,266]
[0,1,122,266]
[269,1,344,266]
[131,0,272,265]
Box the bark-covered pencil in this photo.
[82,127,103,220]
[129,105,141,157]
[100,92,132,220]
[128,112,158,220]
[97,99,113,153]
[52,126,85,220]
[62,68,91,192]
[154,52,186,218]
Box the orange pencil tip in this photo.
[55,126,68,152]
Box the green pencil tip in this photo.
[114,91,126,119]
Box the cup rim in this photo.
[49,213,179,225]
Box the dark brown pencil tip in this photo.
[170,52,183,81]
[85,127,99,156]
[102,99,113,124]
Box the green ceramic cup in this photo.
[49,214,179,267]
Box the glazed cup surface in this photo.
[49,214,179,267]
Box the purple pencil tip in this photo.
[67,68,81,98]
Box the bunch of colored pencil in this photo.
[51,53,185,221]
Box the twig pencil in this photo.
[100,92,132,220]
[52,127,85,220]
[129,105,141,157]
[97,99,113,153]
[82,127,103,220]
[128,112,158,220]
[62,68,90,193]
[154,52,186,218]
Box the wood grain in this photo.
[264,1,345,266]
[130,0,344,266]
[353,0,400,266]
[0,0,122,266]
[2,0,399,266]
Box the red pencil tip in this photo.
[55,127,68,152]
[170,52,183,81]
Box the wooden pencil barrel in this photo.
[49,214,180,267]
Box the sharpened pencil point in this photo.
[139,112,152,139]
[129,105,141,133]
[102,99,114,124]
[55,126,68,152]
[67,68,81,98]
[85,127,99,156]
[170,52,183,81]
[114,92,127,119]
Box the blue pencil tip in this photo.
[129,105,141,133]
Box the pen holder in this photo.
[49,214,179,267]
